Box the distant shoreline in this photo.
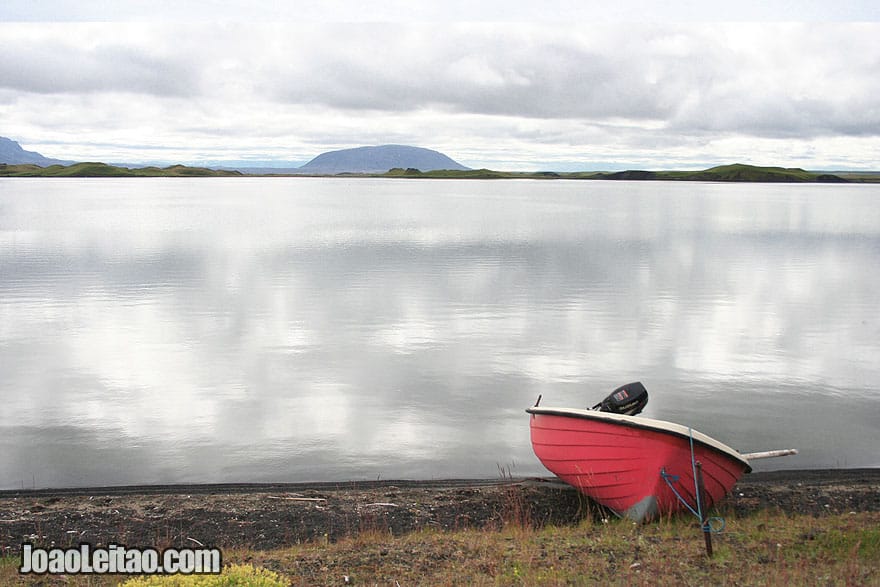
[1,467,876,498]
[3,161,880,182]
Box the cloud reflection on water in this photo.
[0,178,878,488]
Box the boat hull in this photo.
[528,407,751,522]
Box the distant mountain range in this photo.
[295,145,469,174]
[0,138,467,175]
[0,137,73,166]
[3,136,877,182]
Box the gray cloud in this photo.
[1,22,879,168]
[0,36,200,97]
[264,26,677,119]
[3,42,197,98]
[252,23,880,138]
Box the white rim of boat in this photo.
[527,406,751,472]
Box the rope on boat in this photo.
[659,427,726,534]
[660,469,701,518]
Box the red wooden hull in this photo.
[528,407,751,522]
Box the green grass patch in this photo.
[119,563,288,586]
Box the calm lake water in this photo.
[1,178,878,489]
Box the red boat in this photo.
[527,382,793,522]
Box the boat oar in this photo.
[741,449,798,460]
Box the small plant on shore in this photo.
[118,563,288,586]
[496,463,533,531]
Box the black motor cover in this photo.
[592,381,648,416]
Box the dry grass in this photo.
[5,510,876,586]
[239,510,879,586]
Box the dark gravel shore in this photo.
[1,469,878,555]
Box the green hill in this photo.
[589,164,848,183]
[0,162,243,177]
[660,163,819,182]
[382,163,853,182]
[0,161,869,182]
[384,167,512,179]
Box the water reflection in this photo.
[0,178,878,489]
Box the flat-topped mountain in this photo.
[0,136,73,166]
[297,145,469,174]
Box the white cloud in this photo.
[1,20,879,169]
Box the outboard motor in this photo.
[592,381,648,416]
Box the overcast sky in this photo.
[1,1,879,170]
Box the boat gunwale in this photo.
[527,406,752,473]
